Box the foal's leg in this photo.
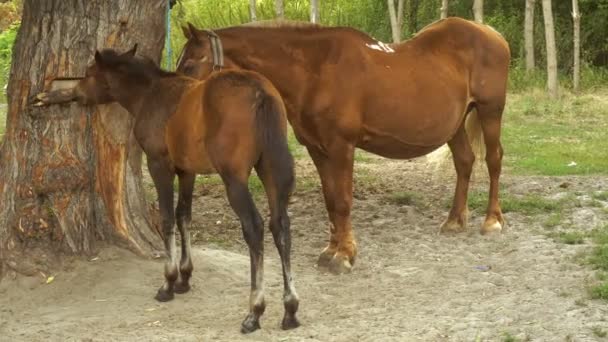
[255,160,300,330]
[440,123,475,233]
[307,143,357,275]
[174,171,195,294]
[221,173,266,333]
[477,104,505,234]
[148,158,177,302]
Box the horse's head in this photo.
[177,23,233,79]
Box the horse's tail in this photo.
[255,88,295,204]
[465,108,486,170]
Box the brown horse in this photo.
[177,17,510,274]
[33,46,300,333]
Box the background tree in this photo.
[542,0,558,98]
[0,0,165,279]
[473,0,483,23]
[572,0,581,92]
[311,0,319,23]
[387,0,405,43]
[440,0,448,19]
[249,0,257,21]
[407,0,420,35]
[525,0,536,72]
[275,0,284,19]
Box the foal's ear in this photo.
[182,24,192,39]
[122,44,138,58]
[187,22,204,41]
[94,50,104,65]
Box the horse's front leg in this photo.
[307,143,357,275]
[147,157,177,302]
[32,88,77,106]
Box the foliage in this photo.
[0,21,18,103]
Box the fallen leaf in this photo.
[46,276,55,284]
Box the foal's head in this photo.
[177,23,237,79]
[75,44,162,105]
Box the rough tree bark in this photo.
[525,0,536,72]
[572,0,581,92]
[542,0,558,98]
[275,0,284,19]
[311,0,319,24]
[249,0,257,21]
[440,0,448,19]
[0,0,166,279]
[473,0,483,23]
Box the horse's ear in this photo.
[187,22,204,41]
[182,24,191,39]
[122,44,138,58]
[94,50,103,65]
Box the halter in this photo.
[206,30,224,71]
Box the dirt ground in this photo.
[1,153,607,341]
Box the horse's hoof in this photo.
[240,315,261,334]
[317,249,335,268]
[154,287,174,302]
[173,280,191,294]
[439,218,467,234]
[328,255,353,275]
[281,315,300,330]
[481,219,503,235]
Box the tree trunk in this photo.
[473,0,483,23]
[310,0,319,24]
[542,0,558,98]
[388,0,400,43]
[525,0,536,72]
[407,0,420,35]
[397,0,405,33]
[275,0,284,19]
[0,0,165,279]
[572,0,581,92]
[440,0,448,19]
[249,0,257,22]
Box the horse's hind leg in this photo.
[221,172,266,334]
[174,171,195,294]
[255,160,300,330]
[477,104,505,234]
[148,158,177,302]
[440,122,475,233]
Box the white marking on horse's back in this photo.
[366,41,395,53]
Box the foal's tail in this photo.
[255,89,295,204]
[465,108,486,170]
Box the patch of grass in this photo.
[503,92,608,176]
[592,326,608,338]
[543,213,563,229]
[553,231,585,245]
[588,226,608,300]
[466,191,567,215]
[0,103,5,139]
[592,191,608,202]
[502,332,517,342]
[386,191,418,206]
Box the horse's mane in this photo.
[97,49,175,82]
[240,19,322,29]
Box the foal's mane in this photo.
[98,49,175,82]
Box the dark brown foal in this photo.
[33,46,300,333]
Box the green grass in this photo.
[543,212,563,229]
[466,191,568,215]
[502,91,608,175]
[553,231,585,245]
[588,226,608,300]
[0,103,5,138]
[386,191,418,206]
[592,326,608,338]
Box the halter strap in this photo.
[205,30,224,71]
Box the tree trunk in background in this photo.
[407,0,420,35]
[0,0,165,279]
[542,0,558,98]
[249,0,257,21]
[440,0,448,19]
[572,0,581,93]
[396,0,404,34]
[275,0,284,19]
[525,0,536,72]
[311,0,319,23]
[473,0,483,23]
[388,0,400,43]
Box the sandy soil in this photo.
[1,154,607,341]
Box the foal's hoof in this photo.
[173,281,191,294]
[281,315,301,330]
[439,218,467,234]
[154,287,174,302]
[240,315,261,334]
[481,219,503,235]
[328,255,353,275]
